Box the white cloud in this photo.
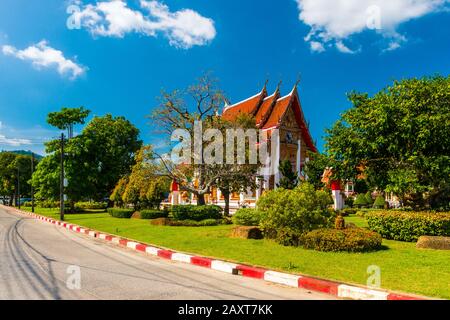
[73,0,216,48]
[296,0,449,53]
[0,135,32,147]
[310,41,325,53]
[336,41,359,54]
[2,41,86,79]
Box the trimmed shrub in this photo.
[170,205,223,221]
[257,183,335,246]
[366,211,450,242]
[23,201,33,207]
[302,228,383,252]
[416,236,450,250]
[354,194,368,208]
[37,200,60,208]
[373,196,386,209]
[341,208,357,216]
[231,226,263,239]
[169,219,221,227]
[75,201,108,211]
[232,208,262,226]
[141,210,169,220]
[365,192,374,206]
[107,208,134,219]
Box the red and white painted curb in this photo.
[4,205,428,301]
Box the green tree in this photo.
[325,76,450,209]
[33,114,142,209]
[303,152,332,190]
[277,160,299,190]
[67,114,142,202]
[110,176,128,208]
[47,107,90,138]
[116,145,169,210]
[31,154,60,201]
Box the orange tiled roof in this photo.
[222,89,266,121]
[222,84,317,153]
[255,92,278,127]
[262,94,291,129]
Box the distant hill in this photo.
[2,150,44,160]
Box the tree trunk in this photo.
[197,194,206,206]
[223,189,231,217]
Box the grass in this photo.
[20,207,450,299]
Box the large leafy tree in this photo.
[33,114,142,206]
[0,152,38,205]
[112,146,170,210]
[47,107,90,138]
[325,76,450,209]
[67,114,142,201]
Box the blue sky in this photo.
[0,0,449,155]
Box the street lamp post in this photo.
[60,133,65,221]
[31,152,35,213]
[17,166,20,209]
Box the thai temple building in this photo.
[169,82,317,212]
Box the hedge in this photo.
[107,208,135,219]
[140,210,169,220]
[168,219,221,227]
[302,228,383,252]
[232,208,262,226]
[170,205,223,221]
[75,201,108,210]
[366,211,450,242]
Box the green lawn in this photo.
[20,207,450,299]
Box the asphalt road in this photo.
[0,207,334,300]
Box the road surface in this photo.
[0,207,334,300]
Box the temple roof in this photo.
[222,83,317,153]
[222,87,266,121]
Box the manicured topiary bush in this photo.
[354,194,369,208]
[170,205,223,221]
[232,208,262,226]
[365,192,374,206]
[301,228,383,252]
[257,183,335,246]
[366,211,450,242]
[373,196,386,209]
[140,210,169,220]
[107,208,134,219]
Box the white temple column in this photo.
[256,177,261,200]
[274,133,281,188]
[171,191,180,206]
[296,139,302,174]
[217,189,222,201]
